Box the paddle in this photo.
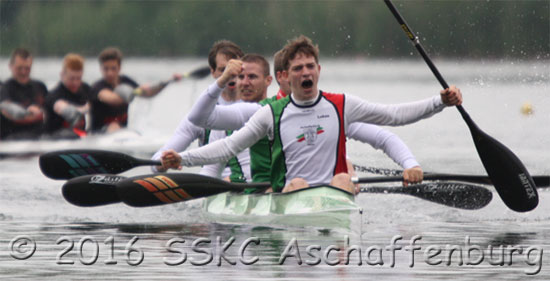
[360,182,492,210]
[133,65,211,96]
[39,149,161,180]
[62,173,491,210]
[353,164,550,187]
[183,65,211,80]
[62,173,269,207]
[384,0,538,212]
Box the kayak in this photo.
[202,185,363,231]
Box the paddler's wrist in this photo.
[209,80,225,99]
[402,159,420,170]
[216,74,232,89]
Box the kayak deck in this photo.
[202,185,363,230]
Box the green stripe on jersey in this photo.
[268,96,291,192]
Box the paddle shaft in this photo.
[352,165,550,187]
[384,1,474,123]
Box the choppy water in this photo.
[0,58,549,280]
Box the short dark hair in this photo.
[281,35,319,71]
[273,49,285,76]
[241,53,270,77]
[10,48,32,65]
[208,40,244,70]
[98,47,123,65]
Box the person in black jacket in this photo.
[0,48,47,140]
[89,47,182,133]
[44,53,91,139]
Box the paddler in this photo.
[89,47,182,133]
[273,49,420,186]
[161,35,462,194]
[151,40,246,180]
[168,50,425,192]
[43,53,91,139]
[0,48,48,140]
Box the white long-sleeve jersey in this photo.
[179,91,445,188]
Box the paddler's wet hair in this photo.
[281,35,319,71]
[63,53,84,72]
[208,40,244,70]
[273,49,286,83]
[98,47,123,66]
[241,53,270,77]
[10,47,32,65]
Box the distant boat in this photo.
[0,129,168,158]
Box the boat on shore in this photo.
[202,185,363,231]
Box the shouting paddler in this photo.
[161,35,462,194]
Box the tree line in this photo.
[1,0,548,59]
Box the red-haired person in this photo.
[44,53,90,139]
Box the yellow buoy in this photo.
[520,102,534,115]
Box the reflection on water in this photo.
[2,220,550,279]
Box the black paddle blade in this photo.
[62,174,125,207]
[117,173,250,207]
[188,66,211,79]
[39,149,157,180]
[468,123,538,212]
[362,182,493,210]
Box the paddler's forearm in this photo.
[179,107,271,167]
[187,81,224,128]
[179,137,240,167]
[346,95,446,126]
[151,118,204,172]
[347,123,419,169]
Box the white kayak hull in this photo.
[202,185,363,231]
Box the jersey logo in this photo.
[296,125,325,145]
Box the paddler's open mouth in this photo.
[228,81,236,89]
[301,79,313,89]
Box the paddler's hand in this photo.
[172,73,183,82]
[440,85,463,106]
[403,166,423,187]
[217,59,242,88]
[161,149,183,170]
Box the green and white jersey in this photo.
[179,90,446,191]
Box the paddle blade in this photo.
[117,173,249,207]
[62,174,124,207]
[39,149,158,180]
[188,66,211,79]
[464,115,538,212]
[362,182,493,210]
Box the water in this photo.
[0,58,549,280]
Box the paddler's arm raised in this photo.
[187,59,261,130]
[345,86,463,126]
